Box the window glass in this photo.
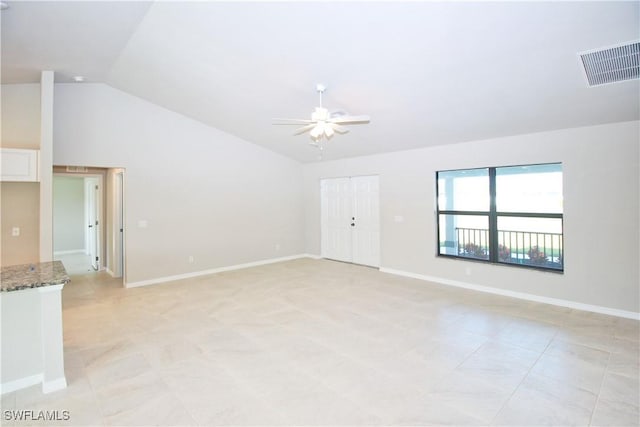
[496,164,563,213]
[438,169,489,211]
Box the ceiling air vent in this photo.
[66,166,88,173]
[579,41,639,87]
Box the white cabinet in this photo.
[1,148,39,182]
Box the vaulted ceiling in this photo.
[2,1,638,162]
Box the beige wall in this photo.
[1,84,40,149]
[1,84,42,266]
[1,183,40,266]
[303,121,640,314]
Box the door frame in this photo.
[112,169,126,282]
[53,167,127,284]
[85,176,101,270]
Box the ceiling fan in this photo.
[273,84,370,148]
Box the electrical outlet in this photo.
[188,255,194,264]
[11,227,20,237]
[275,243,281,251]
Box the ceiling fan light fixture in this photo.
[309,125,323,139]
[272,84,370,151]
[324,125,335,139]
[312,107,328,121]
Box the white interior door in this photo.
[351,176,380,267]
[320,175,380,267]
[85,178,99,270]
[321,177,353,262]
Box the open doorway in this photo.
[53,167,125,282]
[52,174,102,275]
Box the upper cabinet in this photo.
[1,148,40,182]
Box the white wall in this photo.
[52,176,85,253]
[303,121,640,314]
[40,71,55,263]
[53,83,304,284]
[1,289,42,387]
[1,285,66,394]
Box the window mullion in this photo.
[488,168,498,263]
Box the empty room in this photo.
[1,1,638,426]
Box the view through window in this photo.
[437,163,563,271]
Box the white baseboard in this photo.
[53,249,85,256]
[379,267,640,321]
[42,377,67,394]
[125,254,313,288]
[1,374,42,395]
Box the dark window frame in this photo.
[436,163,564,273]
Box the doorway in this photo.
[53,174,102,274]
[53,167,125,281]
[320,175,380,267]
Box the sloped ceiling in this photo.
[2,1,638,162]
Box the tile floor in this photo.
[1,258,638,426]
[53,253,96,276]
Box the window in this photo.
[437,163,563,271]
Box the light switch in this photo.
[11,227,20,236]
[394,215,405,223]
[137,220,148,228]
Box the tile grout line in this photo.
[487,333,557,426]
[587,349,613,426]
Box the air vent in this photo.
[579,41,639,87]
[66,166,88,173]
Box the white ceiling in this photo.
[2,1,638,163]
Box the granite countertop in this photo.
[1,261,70,292]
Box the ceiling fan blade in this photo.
[273,118,314,125]
[330,123,350,134]
[293,124,316,135]
[330,115,370,124]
